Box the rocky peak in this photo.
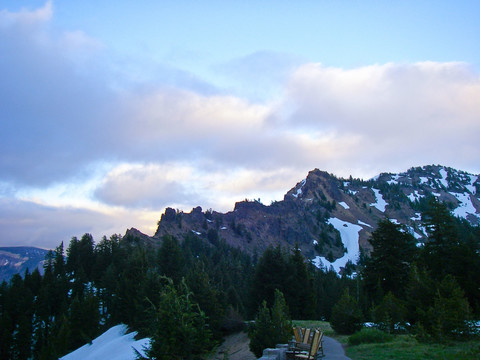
[149,164,479,273]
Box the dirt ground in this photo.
[207,331,257,360]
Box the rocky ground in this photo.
[207,331,257,360]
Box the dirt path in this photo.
[207,331,257,360]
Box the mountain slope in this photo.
[149,165,479,272]
[0,246,48,282]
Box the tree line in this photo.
[1,196,479,359]
[331,197,480,340]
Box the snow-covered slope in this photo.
[60,324,150,360]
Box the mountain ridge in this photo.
[150,164,479,271]
[0,246,48,282]
[2,164,478,280]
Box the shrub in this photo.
[348,328,394,346]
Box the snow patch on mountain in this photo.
[408,190,423,202]
[60,324,150,360]
[439,168,449,188]
[357,220,372,228]
[339,201,350,209]
[387,174,400,185]
[312,218,362,273]
[452,193,478,219]
[467,174,477,194]
[370,188,387,212]
[292,179,306,198]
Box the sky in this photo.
[1,0,479,249]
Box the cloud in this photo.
[2,2,480,248]
[0,0,52,26]
[93,162,305,212]
[0,198,140,249]
[0,2,119,187]
[213,51,303,101]
[270,61,480,176]
[94,163,197,209]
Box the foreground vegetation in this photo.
[289,321,480,360]
[346,334,480,360]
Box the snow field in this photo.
[312,218,362,273]
[60,324,150,360]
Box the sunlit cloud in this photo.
[1,1,479,248]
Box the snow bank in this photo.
[312,218,362,273]
[60,324,150,360]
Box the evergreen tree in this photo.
[248,289,291,358]
[371,292,407,334]
[422,275,474,341]
[68,291,101,351]
[330,288,363,335]
[185,263,225,340]
[285,245,315,319]
[420,198,480,313]
[363,219,417,303]
[146,279,212,360]
[157,235,185,284]
[249,246,289,316]
[248,301,273,358]
[270,289,292,343]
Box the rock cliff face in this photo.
[151,165,479,271]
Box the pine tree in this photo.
[285,245,315,319]
[330,288,363,335]
[425,275,474,341]
[248,289,292,357]
[371,292,407,334]
[146,279,212,360]
[157,235,185,284]
[249,301,273,358]
[249,246,289,316]
[363,219,417,303]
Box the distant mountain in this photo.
[149,165,479,272]
[0,246,48,282]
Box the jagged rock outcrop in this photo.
[147,165,479,271]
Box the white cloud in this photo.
[1,2,480,248]
[0,0,52,27]
[270,61,480,177]
[94,162,197,209]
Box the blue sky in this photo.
[1,1,479,249]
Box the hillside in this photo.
[151,165,479,272]
[0,246,48,282]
